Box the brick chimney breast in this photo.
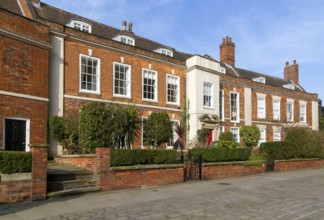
[220,36,235,66]
[284,60,299,84]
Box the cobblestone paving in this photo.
[2,168,324,220]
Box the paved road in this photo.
[1,168,324,220]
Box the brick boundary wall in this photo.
[54,155,95,172]
[274,159,324,172]
[0,179,31,204]
[201,162,266,180]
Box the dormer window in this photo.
[154,48,173,57]
[67,20,92,33]
[220,67,226,74]
[283,83,295,90]
[113,35,135,46]
[252,77,266,84]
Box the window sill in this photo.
[79,90,101,95]
[203,106,214,110]
[113,94,131,99]
[142,99,158,103]
[166,102,180,106]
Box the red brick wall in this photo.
[202,163,266,180]
[109,167,184,190]
[0,180,31,204]
[54,156,96,172]
[274,159,324,172]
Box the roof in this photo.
[33,2,192,61]
[220,63,305,92]
[0,0,23,16]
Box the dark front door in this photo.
[5,119,26,151]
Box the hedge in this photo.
[0,151,32,174]
[110,149,177,166]
[259,141,324,161]
[188,148,251,162]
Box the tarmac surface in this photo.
[1,168,324,220]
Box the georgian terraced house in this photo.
[0,0,319,155]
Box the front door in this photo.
[5,119,27,151]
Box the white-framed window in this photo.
[166,75,180,105]
[259,128,266,145]
[230,127,240,143]
[67,20,92,33]
[300,103,307,123]
[273,99,281,120]
[287,101,294,122]
[203,82,213,108]
[167,120,180,149]
[113,62,131,98]
[154,48,173,57]
[219,90,224,120]
[252,77,266,84]
[3,118,30,152]
[283,84,295,90]
[219,126,225,134]
[273,129,281,141]
[142,69,157,101]
[230,92,239,122]
[141,117,148,149]
[79,54,100,93]
[113,35,135,46]
[257,96,266,119]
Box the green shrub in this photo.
[240,126,260,148]
[219,132,233,142]
[0,151,32,174]
[110,149,177,166]
[217,140,239,149]
[259,141,294,161]
[147,112,173,147]
[188,148,251,162]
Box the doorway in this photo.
[4,118,30,151]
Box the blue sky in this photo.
[42,0,324,101]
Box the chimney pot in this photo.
[286,61,289,66]
[122,21,127,31]
[222,38,225,43]
[293,60,296,64]
[128,22,133,32]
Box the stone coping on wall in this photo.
[202,160,266,167]
[110,164,183,171]
[0,173,31,182]
[55,154,96,158]
[275,158,323,163]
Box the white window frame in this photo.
[113,35,135,46]
[252,77,266,84]
[67,20,92,33]
[219,90,224,120]
[230,91,240,122]
[257,95,266,119]
[166,120,180,149]
[273,98,281,120]
[273,128,281,141]
[203,82,213,109]
[3,117,30,152]
[142,69,158,102]
[113,62,131,98]
[79,54,100,94]
[141,116,148,149]
[287,100,294,122]
[230,127,240,143]
[154,48,173,57]
[259,128,266,145]
[283,84,295,90]
[300,102,307,123]
[166,74,180,105]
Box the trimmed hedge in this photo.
[110,149,177,166]
[0,151,32,174]
[189,148,251,162]
[259,141,324,161]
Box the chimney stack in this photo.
[284,60,299,84]
[122,21,127,31]
[220,36,235,66]
[128,22,133,32]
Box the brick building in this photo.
[187,37,318,146]
[0,3,50,151]
[0,0,319,154]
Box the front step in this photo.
[47,161,99,198]
[47,186,100,198]
[47,178,96,192]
